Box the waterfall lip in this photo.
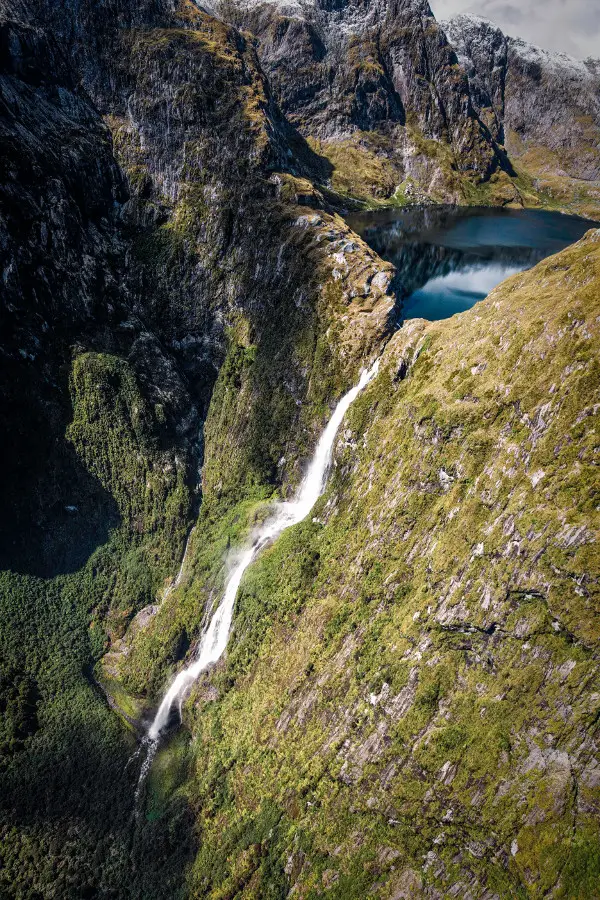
[146,358,380,743]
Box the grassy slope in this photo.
[307,128,523,210]
[142,230,600,898]
[308,130,600,219]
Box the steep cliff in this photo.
[444,14,600,218]
[0,0,395,619]
[199,0,600,215]
[203,0,515,205]
[0,1,394,895]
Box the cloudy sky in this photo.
[428,0,600,59]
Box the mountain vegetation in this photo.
[0,0,598,897]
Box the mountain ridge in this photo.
[0,0,598,897]
[194,0,600,215]
[444,12,600,193]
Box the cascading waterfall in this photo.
[146,359,379,744]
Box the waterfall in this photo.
[147,359,379,742]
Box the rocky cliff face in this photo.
[213,0,492,150]
[0,0,395,569]
[203,0,510,204]
[0,1,395,894]
[0,0,599,897]
[444,14,600,216]
[0,14,208,579]
[200,0,600,215]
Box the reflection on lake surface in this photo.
[346,206,598,321]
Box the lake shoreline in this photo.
[347,206,600,321]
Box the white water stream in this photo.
[146,359,379,743]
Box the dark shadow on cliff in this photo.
[0,696,197,899]
[0,357,121,579]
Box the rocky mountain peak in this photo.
[445,11,600,182]
[441,13,508,142]
[203,0,504,199]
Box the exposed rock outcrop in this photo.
[204,0,510,202]
[444,14,600,208]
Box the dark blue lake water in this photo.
[346,206,598,322]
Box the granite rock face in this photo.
[218,0,488,146]
[202,1,600,211]
[206,0,508,199]
[444,13,600,181]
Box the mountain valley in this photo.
[0,1,598,897]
